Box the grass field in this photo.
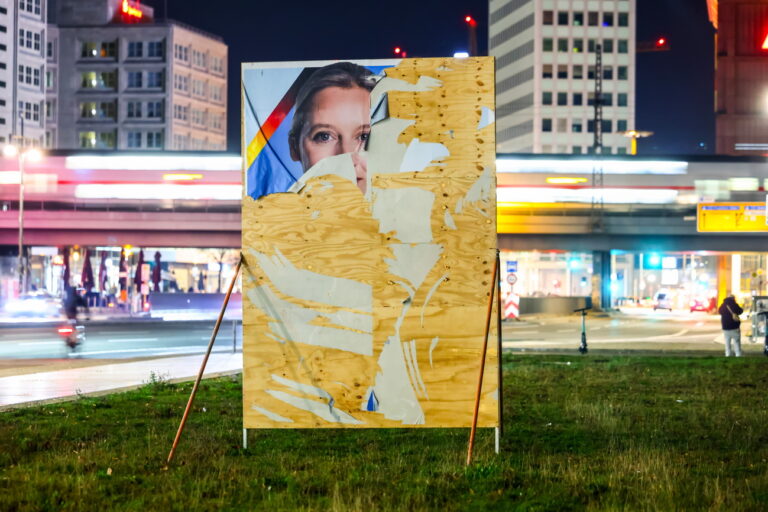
[1,354,767,511]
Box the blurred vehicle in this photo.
[690,297,716,313]
[653,292,672,311]
[4,292,62,317]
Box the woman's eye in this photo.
[359,132,370,143]
[311,131,333,143]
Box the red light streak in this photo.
[762,34,768,50]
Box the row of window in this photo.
[542,118,629,134]
[542,91,629,107]
[18,100,41,123]
[80,70,164,90]
[173,44,225,74]
[19,29,42,54]
[543,37,629,54]
[20,0,41,16]
[172,104,225,131]
[173,74,224,103]
[78,130,164,149]
[172,133,225,151]
[18,65,41,88]
[543,10,629,28]
[81,40,164,60]
[543,63,629,80]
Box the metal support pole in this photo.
[17,114,25,293]
[495,250,503,440]
[467,254,499,466]
[232,319,237,353]
[167,257,242,464]
[243,428,248,449]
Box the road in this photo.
[0,320,241,359]
[503,309,766,354]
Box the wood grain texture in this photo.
[242,57,497,429]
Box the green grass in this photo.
[2,355,768,511]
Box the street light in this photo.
[4,133,42,294]
[620,130,654,155]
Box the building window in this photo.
[45,100,54,120]
[588,39,597,53]
[573,146,582,154]
[587,92,596,106]
[174,44,189,62]
[557,92,567,106]
[543,11,553,25]
[543,38,553,52]
[127,71,143,88]
[587,66,596,80]
[603,66,613,80]
[542,64,553,79]
[618,12,629,27]
[602,120,612,133]
[557,119,567,132]
[148,41,164,58]
[79,101,116,120]
[45,70,54,89]
[557,38,568,52]
[617,93,628,107]
[80,71,117,89]
[0,26,6,33]
[146,100,163,118]
[557,65,567,79]
[127,41,143,58]
[572,121,583,133]
[127,101,142,118]
[127,131,142,148]
[174,74,189,92]
[602,13,613,27]
[81,41,116,59]
[602,93,613,106]
[573,93,583,106]
[147,71,163,88]
[618,66,628,80]
[573,65,583,79]
[147,131,163,148]
[572,39,583,53]
[617,119,627,132]
[18,29,39,52]
[211,56,224,74]
[603,39,614,53]
[557,12,568,25]
[542,92,552,105]
[618,40,628,53]
[542,118,552,132]
[588,12,598,26]
[617,147,627,155]
[46,41,53,58]
[33,33,40,51]
[20,0,41,15]
[573,12,583,26]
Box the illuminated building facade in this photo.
[46,0,227,151]
[0,0,48,147]
[710,0,768,155]
[489,0,636,154]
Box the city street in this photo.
[0,320,241,359]
[504,310,765,354]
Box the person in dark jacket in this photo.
[718,294,743,357]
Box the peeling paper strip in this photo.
[385,244,443,291]
[399,139,450,173]
[455,165,494,216]
[408,340,428,399]
[401,339,421,398]
[250,247,372,312]
[420,274,449,326]
[444,210,457,230]
[251,405,293,423]
[247,285,373,355]
[265,389,363,425]
[370,92,389,125]
[372,188,436,244]
[271,374,332,400]
[287,152,359,194]
[428,337,439,368]
[478,107,495,130]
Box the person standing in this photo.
[718,294,743,357]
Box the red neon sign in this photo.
[762,33,768,50]
[121,0,143,19]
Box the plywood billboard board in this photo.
[241,57,497,428]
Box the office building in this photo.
[710,0,768,155]
[47,0,227,151]
[489,0,636,154]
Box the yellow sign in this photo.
[697,202,768,232]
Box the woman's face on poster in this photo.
[293,86,370,192]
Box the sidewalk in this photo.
[0,352,242,410]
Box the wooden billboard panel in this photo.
[241,57,497,428]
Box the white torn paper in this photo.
[371,188,435,243]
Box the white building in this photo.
[46,0,227,151]
[0,0,47,147]
[489,0,636,154]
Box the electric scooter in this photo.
[574,306,592,354]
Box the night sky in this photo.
[143,0,715,156]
